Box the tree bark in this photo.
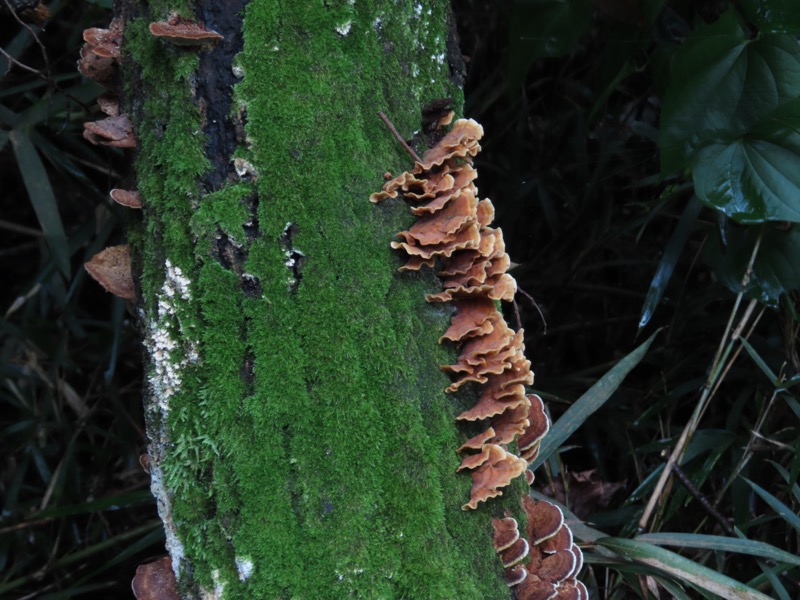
[117,0,524,597]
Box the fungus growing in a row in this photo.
[83,115,135,148]
[491,499,587,599]
[85,245,135,301]
[110,188,143,209]
[372,117,537,510]
[149,15,224,46]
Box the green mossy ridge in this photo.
[128,0,524,597]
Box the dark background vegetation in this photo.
[2,0,798,597]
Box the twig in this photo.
[638,229,764,531]
[671,463,735,536]
[378,111,422,163]
[517,285,547,334]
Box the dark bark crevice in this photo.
[194,0,249,191]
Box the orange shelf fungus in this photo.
[372,114,582,588]
[149,15,224,46]
[83,115,136,148]
[85,245,136,301]
[110,189,143,209]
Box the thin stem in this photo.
[377,111,422,163]
[638,229,764,531]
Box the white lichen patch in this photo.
[143,259,199,413]
[235,556,254,581]
[335,21,352,36]
[233,157,259,180]
[149,460,186,578]
[199,568,226,600]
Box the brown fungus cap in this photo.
[500,537,530,568]
[149,15,224,46]
[83,115,135,148]
[439,298,498,344]
[131,556,180,600]
[523,497,564,545]
[85,245,135,300]
[83,18,123,58]
[457,444,527,510]
[539,521,574,554]
[491,517,520,552]
[110,189,142,209]
[78,44,117,88]
[97,96,120,117]
[536,550,578,584]
[516,575,558,600]
[457,427,498,452]
[505,564,528,587]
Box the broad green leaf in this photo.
[9,129,71,278]
[509,0,592,91]
[739,0,800,34]
[532,330,659,469]
[598,537,773,600]
[743,477,800,534]
[692,133,800,223]
[660,9,800,173]
[705,225,800,306]
[635,533,800,567]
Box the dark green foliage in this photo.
[461,0,800,597]
[0,3,161,598]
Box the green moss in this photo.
[127,0,522,597]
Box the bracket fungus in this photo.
[491,500,587,599]
[82,18,123,59]
[149,15,224,46]
[83,115,136,148]
[373,115,583,589]
[132,556,180,600]
[110,188,143,209]
[84,244,135,301]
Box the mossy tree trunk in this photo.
[120,1,525,597]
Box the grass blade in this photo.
[532,329,660,469]
[635,532,800,566]
[639,196,703,329]
[743,477,800,535]
[597,537,773,600]
[9,128,71,278]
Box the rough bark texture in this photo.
[120,1,525,597]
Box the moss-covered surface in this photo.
[125,0,525,597]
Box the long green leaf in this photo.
[532,330,660,469]
[744,477,800,534]
[635,532,800,567]
[598,537,773,600]
[9,128,71,278]
[639,197,703,329]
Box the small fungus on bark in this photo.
[83,115,136,148]
[84,244,136,301]
[83,18,123,58]
[77,44,117,88]
[132,556,180,600]
[149,15,224,46]
[110,188,143,209]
